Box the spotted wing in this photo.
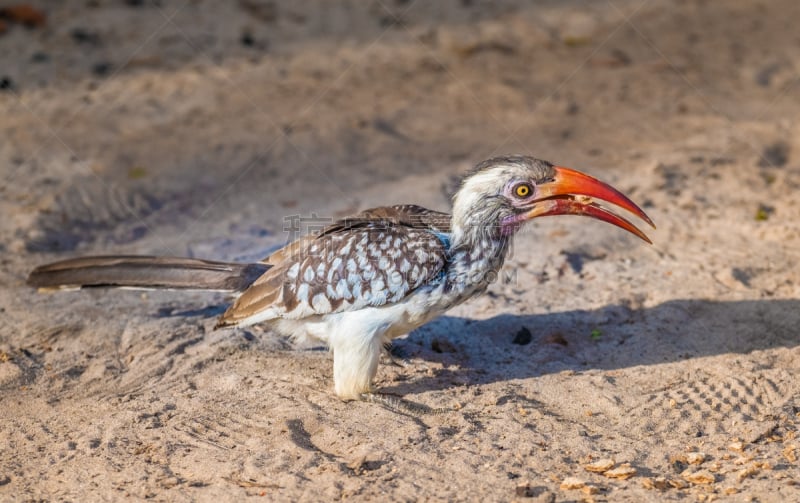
[217,211,449,328]
[321,204,451,235]
[260,204,450,267]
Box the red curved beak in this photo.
[524,166,655,243]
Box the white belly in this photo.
[270,286,450,347]
[263,276,486,399]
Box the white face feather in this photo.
[451,164,520,244]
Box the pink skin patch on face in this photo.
[499,180,537,236]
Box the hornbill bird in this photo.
[28,156,654,407]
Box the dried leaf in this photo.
[584,458,615,473]
[687,452,706,465]
[783,445,797,463]
[641,477,669,490]
[681,469,715,485]
[560,477,586,490]
[728,441,745,452]
[604,463,637,479]
[737,465,759,482]
[581,484,600,495]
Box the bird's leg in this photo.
[330,331,383,401]
[330,331,453,416]
[381,342,411,368]
[359,392,453,417]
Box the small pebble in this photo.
[560,476,586,490]
[604,463,637,480]
[584,458,615,473]
[92,61,113,77]
[686,452,706,465]
[512,326,532,345]
[70,28,101,46]
[681,469,715,485]
[241,31,255,47]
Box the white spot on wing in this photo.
[362,268,375,281]
[347,272,360,286]
[312,293,331,312]
[370,289,387,304]
[340,238,352,256]
[296,283,309,303]
[287,263,300,280]
[388,271,404,293]
[327,284,338,300]
[336,278,351,299]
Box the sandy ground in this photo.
[2,0,800,500]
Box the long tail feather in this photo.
[27,255,270,292]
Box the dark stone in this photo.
[92,61,113,77]
[70,28,102,46]
[756,63,781,87]
[610,48,632,65]
[431,338,457,353]
[758,142,789,168]
[30,52,50,63]
[512,327,532,345]
[240,31,255,47]
[560,250,606,274]
[731,267,755,287]
[655,163,688,196]
[514,485,554,501]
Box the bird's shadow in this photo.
[379,298,800,395]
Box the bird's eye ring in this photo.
[514,183,533,198]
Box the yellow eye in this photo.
[515,183,532,198]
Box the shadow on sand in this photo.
[379,298,800,395]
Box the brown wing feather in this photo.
[260,204,450,267]
[320,204,451,235]
[217,205,450,328]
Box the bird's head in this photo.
[451,156,655,245]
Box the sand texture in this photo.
[2,0,800,500]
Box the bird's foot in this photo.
[381,342,411,368]
[359,392,453,416]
